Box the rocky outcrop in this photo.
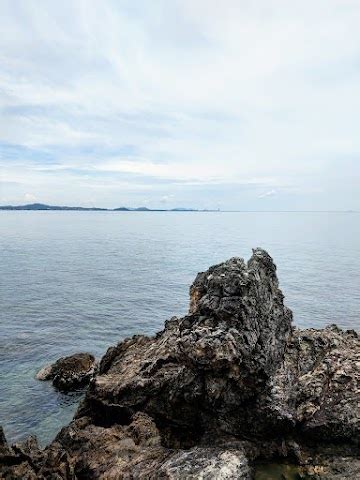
[268,325,360,443]
[0,426,42,479]
[83,249,293,446]
[1,249,359,479]
[36,352,96,391]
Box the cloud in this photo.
[160,194,175,204]
[258,189,277,199]
[24,193,36,202]
[0,0,360,209]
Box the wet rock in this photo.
[35,365,53,381]
[36,352,96,391]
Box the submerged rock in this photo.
[2,249,359,478]
[36,352,96,391]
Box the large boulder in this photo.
[82,249,293,444]
[36,352,96,391]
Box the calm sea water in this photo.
[1,211,359,446]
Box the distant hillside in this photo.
[114,206,196,212]
[0,203,107,211]
[0,203,204,212]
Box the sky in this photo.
[0,0,360,210]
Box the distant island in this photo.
[1,204,358,213]
[0,203,213,212]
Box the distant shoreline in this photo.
[0,203,358,213]
[0,203,214,212]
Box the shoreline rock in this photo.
[1,249,359,478]
[36,352,96,391]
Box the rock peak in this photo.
[188,249,292,388]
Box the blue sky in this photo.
[1,0,360,209]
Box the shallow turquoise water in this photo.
[1,211,359,445]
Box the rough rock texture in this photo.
[268,325,360,443]
[36,352,96,391]
[0,427,41,479]
[0,415,253,479]
[84,249,293,445]
[189,249,293,384]
[1,249,359,479]
[157,447,251,479]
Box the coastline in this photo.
[1,249,359,479]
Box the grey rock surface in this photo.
[85,249,293,444]
[268,324,360,442]
[157,447,252,479]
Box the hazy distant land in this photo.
[0,203,357,213]
[0,203,213,212]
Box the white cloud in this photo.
[0,0,359,209]
[258,189,277,199]
[24,193,36,202]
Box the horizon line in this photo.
[0,202,358,213]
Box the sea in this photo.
[1,211,359,446]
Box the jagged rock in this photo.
[36,352,96,391]
[267,325,360,442]
[0,429,40,479]
[304,455,360,479]
[157,447,252,479]
[29,414,252,479]
[83,249,293,445]
[189,248,292,383]
[2,249,359,479]
[0,427,10,456]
